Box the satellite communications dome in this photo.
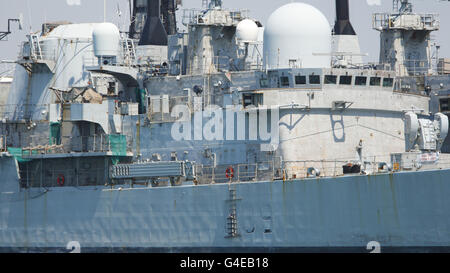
[263,3,331,69]
[92,23,120,57]
[236,19,259,43]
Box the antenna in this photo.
[393,0,412,13]
[18,13,23,30]
[104,0,107,22]
[128,0,133,22]
[0,18,23,41]
[116,2,123,31]
[209,0,222,9]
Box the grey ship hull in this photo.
[1,155,450,253]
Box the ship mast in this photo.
[373,0,439,76]
[0,18,22,41]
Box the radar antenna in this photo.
[209,0,222,9]
[393,0,413,13]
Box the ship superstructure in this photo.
[0,0,450,252]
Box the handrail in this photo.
[0,135,6,152]
[19,134,133,156]
[196,153,450,185]
[372,12,439,30]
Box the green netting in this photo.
[111,157,120,166]
[108,134,127,166]
[136,88,147,114]
[49,122,61,145]
[7,147,37,163]
[108,134,127,156]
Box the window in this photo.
[355,76,367,86]
[107,82,116,95]
[280,76,290,87]
[370,77,381,86]
[309,75,321,85]
[243,94,263,108]
[383,78,394,87]
[440,98,450,112]
[295,75,306,85]
[339,76,352,85]
[260,78,268,88]
[324,75,337,84]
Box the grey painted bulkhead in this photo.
[1,1,450,253]
[0,168,449,252]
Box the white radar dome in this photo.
[92,23,120,57]
[263,3,331,69]
[236,19,259,43]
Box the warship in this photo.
[0,0,450,253]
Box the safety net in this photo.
[107,134,127,156]
[49,122,61,145]
[7,147,37,163]
[136,88,147,114]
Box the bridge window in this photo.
[383,78,394,87]
[355,76,367,86]
[243,94,263,108]
[440,98,450,112]
[280,76,290,87]
[324,75,337,84]
[295,75,306,85]
[309,75,321,85]
[370,77,381,86]
[339,76,352,85]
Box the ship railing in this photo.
[135,47,168,68]
[16,156,450,189]
[284,155,402,179]
[285,160,355,179]
[83,55,120,68]
[436,59,450,75]
[245,60,264,72]
[437,159,450,170]
[35,49,58,62]
[21,37,63,62]
[83,55,166,70]
[194,155,435,184]
[185,55,264,75]
[185,56,231,75]
[375,60,435,77]
[196,159,283,184]
[372,13,439,30]
[19,167,106,188]
[181,8,249,26]
[285,154,450,179]
[433,153,450,169]
[402,59,432,76]
[18,134,133,155]
[82,45,138,68]
[59,135,133,154]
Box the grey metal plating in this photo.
[1,160,450,250]
[1,0,450,252]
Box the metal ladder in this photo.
[30,34,42,60]
[225,184,240,238]
[122,38,136,65]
